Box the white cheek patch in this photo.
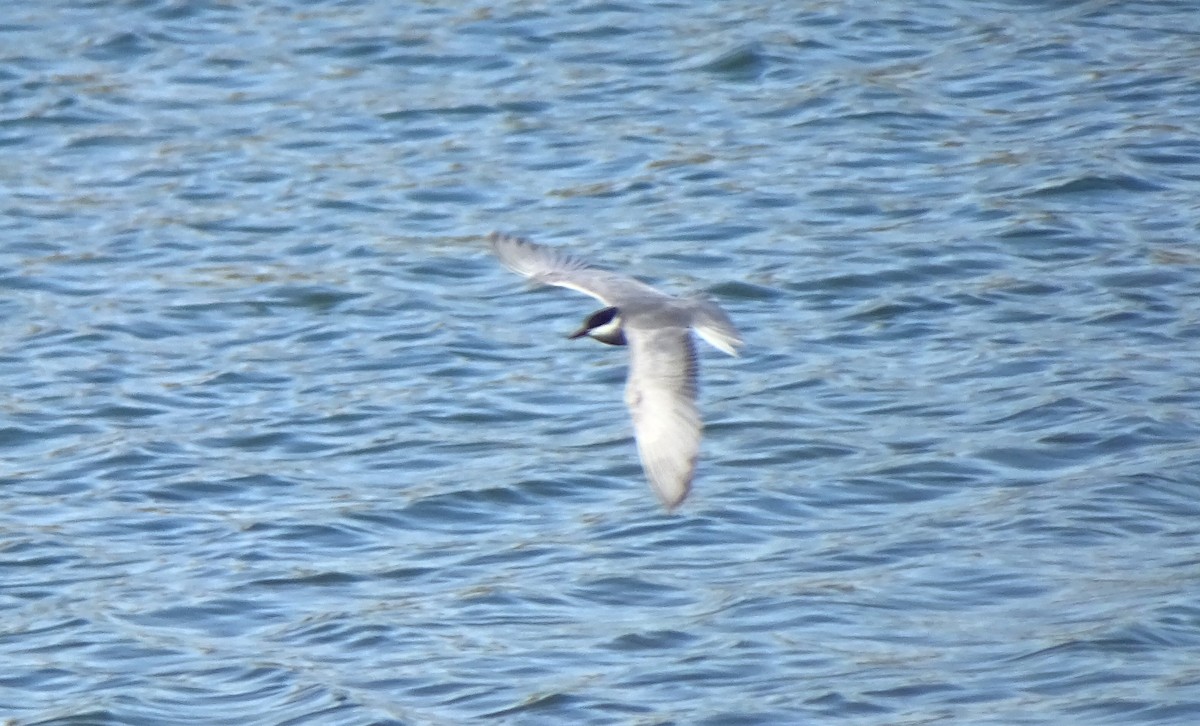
[590,316,623,338]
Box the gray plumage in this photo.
[489,232,742,510]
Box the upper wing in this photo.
[489,232,664,306]
[623,323,702,511]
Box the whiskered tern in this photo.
[490,232,742,510]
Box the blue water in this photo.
[3,1,1200,723]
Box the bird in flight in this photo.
[490,232,742,510]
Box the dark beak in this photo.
[567,326,589,339]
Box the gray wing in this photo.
[623,323,702,511]
[489,232,665,306]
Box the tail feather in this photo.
[690,296,742,356]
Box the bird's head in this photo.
[568,306,626,346]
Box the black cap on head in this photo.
[567,306,625,346]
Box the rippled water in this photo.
[4,1,1200,724]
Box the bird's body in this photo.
[489,232,742,510]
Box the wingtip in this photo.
[488,230,519,250]
[659,493,689,513]
[661,495,689,513]
[648,467,694,512]
[489,231,541,278]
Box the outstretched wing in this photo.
[623,323,702,511]
[489,232,664,306]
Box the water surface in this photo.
[3,1,1200,724]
